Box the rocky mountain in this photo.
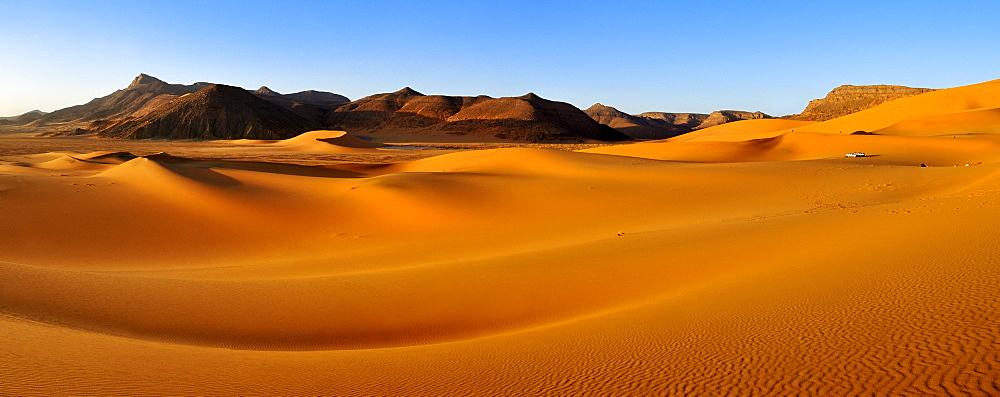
[28,74,349,131]
[586,105,771,140]
[784,85,936,121]
[87,84,319,140]
[28,74,210,127]
[327,89,629,142]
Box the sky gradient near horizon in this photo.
[2,1,999,117]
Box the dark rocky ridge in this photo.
[89,84,319,140]
[29,74,348,131]
[328,89,629,142]
[586,104,771,140]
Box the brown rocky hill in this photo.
[584,104,686,140]
[252,86,350,125]
[697,110,770,129]
[88,84,319,140]
[784,85,936,121]
[30,74,349,131]
[587,105,770,140]
[328,90,628,142]
[325,87,428,130]
[0,110,47,125]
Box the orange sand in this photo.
[2,80,999,395]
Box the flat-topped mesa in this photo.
[785,84,937,121]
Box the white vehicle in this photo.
[845,152,868,158]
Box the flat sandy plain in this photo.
[2,80,999,395]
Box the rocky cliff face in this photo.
[784,85,936,121]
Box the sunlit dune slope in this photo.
[873,108,1000,136]
[585,131,1000,165]
[221,130,386,153]
[666,118,815,142]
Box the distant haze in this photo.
[1,1,998,117]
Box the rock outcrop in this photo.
[784,85,936,121]
[697,110,770,129]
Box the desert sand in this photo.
[2,80,999,395]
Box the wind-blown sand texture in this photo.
[2,80,1000,395]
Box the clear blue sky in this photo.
[2,0,998,117]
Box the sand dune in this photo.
[274,130,386,152]
[221,130,390,153]
[2,79,1000,395]
[667,118,815,142]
